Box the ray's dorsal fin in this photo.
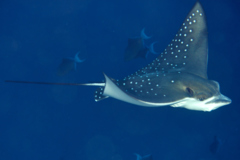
[146,2,208,79]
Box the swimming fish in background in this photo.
[210,136,222,154]
[134,153,153,160]
[5,1,231,112]
[124,28,158,61]
[56,52,85,76]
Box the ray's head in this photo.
[179,76,231,111]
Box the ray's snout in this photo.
[207,94,231,105]
[216,94,231,104]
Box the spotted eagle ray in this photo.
[57,52,85,76]
[124,28,157,61]
[5,2,231,112]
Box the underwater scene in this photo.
[1,0,239,159]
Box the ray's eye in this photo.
[186,87,194,97]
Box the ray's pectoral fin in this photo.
[179,2,208,79]
[154,2,208,79]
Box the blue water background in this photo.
[1,0,240,159]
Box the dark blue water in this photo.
[1,0,239,159]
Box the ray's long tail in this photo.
[5,80,105,86]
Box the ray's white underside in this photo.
[102,74,230,112]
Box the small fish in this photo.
[124,28,157,61]
[210,136,222,154]
[57,52,85,76]
[134,153,153,160]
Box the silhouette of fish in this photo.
[134,153,153,160]
[210,136,222,154]
[57,52,85,76]
[5,2,231,112]
[124,28,157,61]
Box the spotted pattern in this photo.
[94,87,108,101]
[95,3,206,103]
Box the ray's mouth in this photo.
[206,94,232,104]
